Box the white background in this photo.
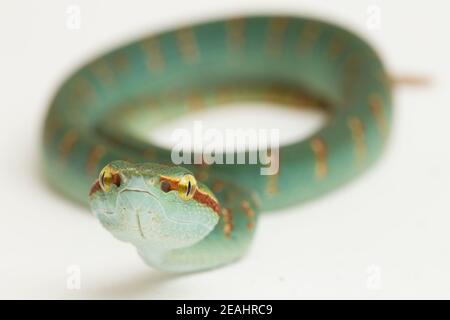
[1,0,449,299]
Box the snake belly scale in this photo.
[42,16,391,272]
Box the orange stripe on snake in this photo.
[310,137,328,179]
[369,93,388,138]
[142,37,165,71]
[267,17,289,56]
[59,129,78,162]
[159,175,221,214]
[176,27,198,64]
[347,116,366,164]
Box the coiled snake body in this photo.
[42,16,391,272]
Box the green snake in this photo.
[42,15,391,272]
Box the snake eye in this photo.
[177,174,197,200]
[98,165,121,192]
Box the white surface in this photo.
[1,0,449,299]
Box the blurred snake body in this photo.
[42,16,391,272]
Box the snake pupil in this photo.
[187,181,191,196]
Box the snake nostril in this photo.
[160,180,171,193]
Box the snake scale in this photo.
[42,16,391,272]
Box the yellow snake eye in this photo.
[177,174,197,200]
[98,165,121,192]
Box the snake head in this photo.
[88,160,219,250]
